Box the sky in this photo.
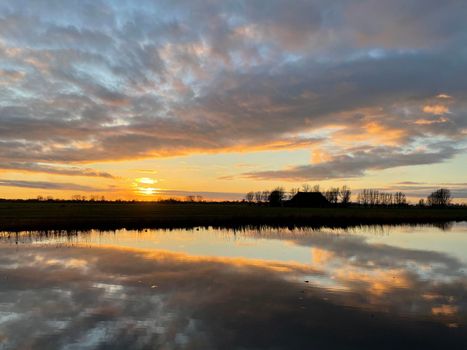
[0,0,466,201]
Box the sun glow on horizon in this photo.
[136,177,157,185]
[0,2,466,202]
[133,177,160,196]
[138,187,159,196]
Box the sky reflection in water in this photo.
[0,223,466,349]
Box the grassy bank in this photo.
[0,201,466,232]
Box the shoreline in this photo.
[0,202,466,232]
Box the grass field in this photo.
[0,201,466,231]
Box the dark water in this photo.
[0,223,467,349]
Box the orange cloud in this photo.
[311,247,334,265]
[336,268,410,296]
[432,305,458,316]
[311,149,333,164]
[414,117,449,125]
[335,121,406,146]
[365,122,406,144]
[422,104,449,115]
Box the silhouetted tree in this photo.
[358,189,407,207]
[394,192,407,206]
[324,188,339,204]
[301,184,311,192]
[289,187,300,199]
[269,187,285,207]
[427,188,452,207]
[255,191,263,202]
[339,186,351,206]
[245,192,254,202]
[379,192,393,206]
[357,190,366,205]
[261,191,270,202]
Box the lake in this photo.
[0,223,466,349]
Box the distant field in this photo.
[0,201,466,231]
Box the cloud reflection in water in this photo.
[0,226,466,349]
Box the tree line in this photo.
[356,189,407,206]
[245,185,454,207]
[245,184,353,205]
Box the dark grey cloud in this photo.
[385,182,467,199]
[244,145,459,181]
[0,162,114,178]
[159,189,243,201]
[0,179,104,192]
[235,226,466,276]
[0,0,466,178]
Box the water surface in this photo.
[0,223,466,349]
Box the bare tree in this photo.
[358,189,380,206]
[312,184,321,193]
[324,187,340,204]
[357,191,365,206]
[245,192,255,202]
[255,191,263,202]
[379,192,393,206]
[289,187,300,199]
[427,188,452,207]
[369,189,379,206]
[339,186,351,206]
[261,191,270,202]
[301,184,311,192]
[358,189,407,207]
[394,192,407,206]
[269,187,285,207]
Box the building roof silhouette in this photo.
[288,192,330,207]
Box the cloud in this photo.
[0,0,466,179]
[158,189,243,201]
[437,94,453,99]
[243,145,459,181]
[0,233,466,349]
[0,162,114,178]
[396,181,426,185]
[423,104,450,115]
[0,179,105,192]
[386,182,467,199]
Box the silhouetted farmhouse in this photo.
[287,192,330,207]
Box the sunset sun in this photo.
[133,178,159,196]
